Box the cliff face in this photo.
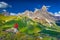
[18,5,55,26]
[24,5,55,22]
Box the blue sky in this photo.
[0,0,60,14]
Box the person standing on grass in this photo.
[13,23,19,33]
[6,23,19,33]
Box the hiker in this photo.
[13,23,19,33]
[6,23,19,33]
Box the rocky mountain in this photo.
[33,5,55,22]
[18,5,55,26]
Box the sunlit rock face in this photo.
[18,5,55,23]
[32,5,55,22]
[41,5,48,12]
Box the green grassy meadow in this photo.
[0,14,60,40]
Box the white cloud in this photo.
[45,6,51,10]
[58,11,60,14]
[2,9,7,12]
[54,14,60,16]
[10,13,17,15]
[46,6,51,7]
[34,8,39,13]
[54,11,60,16]
[54,12,57,14]
[0,2,12,8]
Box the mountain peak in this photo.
[41,5,47,11]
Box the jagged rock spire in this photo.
[41,5,47,11]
